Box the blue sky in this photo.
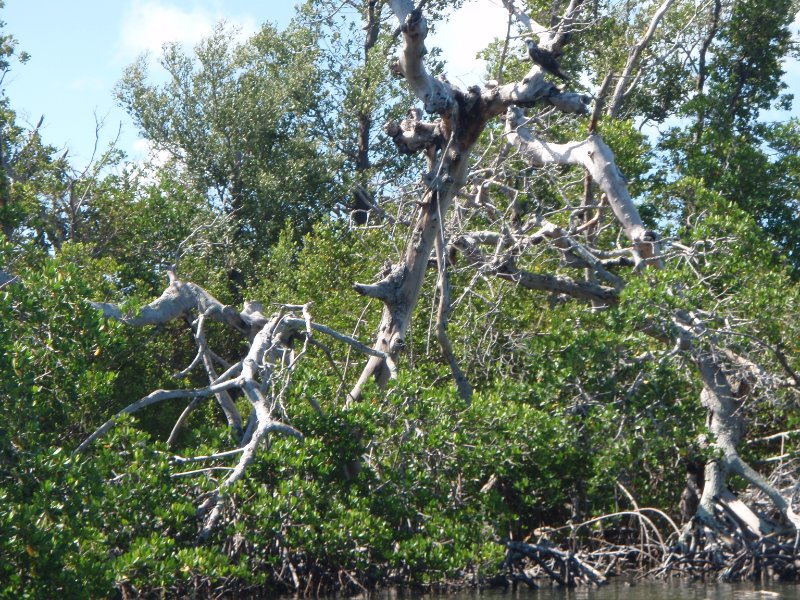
[3,1,296,163]
[4,1,799,168]
[2,0,506,166]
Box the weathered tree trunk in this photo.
[664,312,800,541]
[351,1,589,401]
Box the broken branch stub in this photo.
[350,1,596,401]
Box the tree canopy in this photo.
[1,0,799,596]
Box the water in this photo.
[383,581,800,600]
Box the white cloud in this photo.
[427,0,510,87]
[119,0,258,59]
[131,137,153,159]
[121,1,215,57]
[131,137,173,168]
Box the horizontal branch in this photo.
[171,448,245,464]
[505,107,658,263]
[92,276,250,333]
[171,466,234,479]
[74,381,241,454]
[282,317,393,362]
[0,269,17,289]
[505,539,607,585]
[482,81,590,121]
[452,235,619,304]
[498,265,619,304]
[458,222,625,288]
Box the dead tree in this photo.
[370,0,799,561]
[349,0,594,403]
[78,270,392,536]
[75,0,798,558]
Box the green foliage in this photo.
[116,22,340,258]
[0,241,121,439]
[657,0,800,272]
[706,0,795,127]
[0,106,67,243]
[1,0,799,595]
[251,218,389,336]
[76,166,218,290]
[0,422,240,599]
[0,0,29,74]
[0,238,213,596]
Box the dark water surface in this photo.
[375,581,800,600]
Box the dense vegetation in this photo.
[1,0,799,597]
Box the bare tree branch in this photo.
[607,0,679,118]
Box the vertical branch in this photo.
[351,0,385,225]
[495,11,514,83]
[693,0,723,143]
[350,3,476,400]
[607,0,678,118]
[588,70,614,133]
[435,231,473,405]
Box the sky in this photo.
[4,1,800,167]
[2,0,509,166]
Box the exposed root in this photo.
[503,539,607,587]
[501,487,799,588]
